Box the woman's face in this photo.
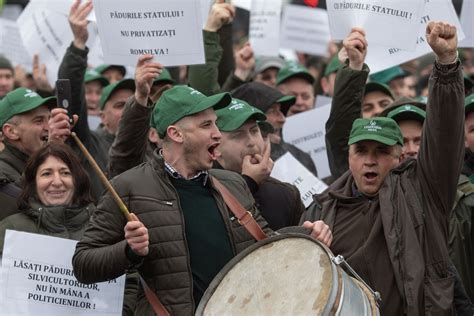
[36,156,75,206]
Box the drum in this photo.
[196,234,379,315]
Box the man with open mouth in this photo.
[302,21,465,315]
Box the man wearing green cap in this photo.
[0,88,56,219]
[303,21,465,315]
[276,61,316,116]
[320,54,342,97]
[370,66,412,98]
[361,82,395,118]
[215,98,306,229]
[73,81,332,314]
[0,54,14,99]
[463,94,474,182]
[84,69,109,117]
[95,64,126,84]
[231,82,319,177]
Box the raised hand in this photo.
[340,27,368,71]
[234,42,255,81]
[204,0,236,32]
[48,108,78,144]
[69,0,93,50]
[426,21,458,64]
[134,54,164,105]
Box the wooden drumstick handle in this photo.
[70,132,132,222]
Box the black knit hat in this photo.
[231,82,296,116]
[0,55,13,72]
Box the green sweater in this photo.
[171,177,233,306]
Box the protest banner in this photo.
[0,18,32,71]
[17,1,74,85]
[315,95,332,108]
[231,0,251,11]
[327,0,426,51]
[459,0,473,48]
[365,0,465,74]
[282,103,332,179]
[29,0,96,21]
[249,0,282,57]
[280,4,331,56]
[271,152,328,207]
[0,230,125,316]
[92,0,205,67]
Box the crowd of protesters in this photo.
[0,0,473,315]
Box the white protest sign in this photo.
[271,152,328,207]
[327,0,426,51]
[282,104,332,179]
[92,0,205,67]
[315,94,332,108]
[29,0,96,21]
[459,0,474,48]
[0,230,125,316]
[17,1,74,85]
[0,18,33,71]
[249,0,282,57]
[280,5,331,57]
[232,0,252,11]
[365,0,465,74]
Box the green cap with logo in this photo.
[465,94,474,116]
[277,61,314,85]
[387,104,426,123]
[99,79,135,111]
[348,117,403,146]
[151,85,232,138]
[216,98,266,132]
[153,68,175,86]
[84,69,109,86]
[0,88,56,127]
[324,55,342,77]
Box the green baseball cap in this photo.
[364,82,395,99]
[348,117,403,146]
[151,85,232,138]
[95,64,126,77]
[153,68,175,86]
[387,104,426,123]
[0,88,56,127]
[216,98,266,132]
[465,94,474,116]
[277,61,314,85]
[370,66,408,84]
[324,55,342,77]
[99,79,135,111]
[84,69,109,86]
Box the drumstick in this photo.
[70,132,132,222]
[71,132,169,315]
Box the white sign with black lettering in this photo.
[366,0,465,74]
[271,152,328,207]
[92,0,205,66]
[17,1,74,85]
[249,0,282,57]
[0,230,125,316]
[282,103,332,179]
[0,18,32,71]
[459,0,473,48]
[280,4,331,56]
[327,0,426,51]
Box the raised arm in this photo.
[418,22,464,220]
[57,0,93,144]
[325,28,369,178]
[108,55,163,178]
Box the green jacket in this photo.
[450,175,474,301]
[0,142,29,185]
[73,152,271,315]
[325,63,369,179]
[0,201,94,256]
[0,171,21,221]
[303,62,465,315]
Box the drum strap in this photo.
[139,275,171,316]
[213,177,268,241]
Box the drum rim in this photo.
[196,233,338,315]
